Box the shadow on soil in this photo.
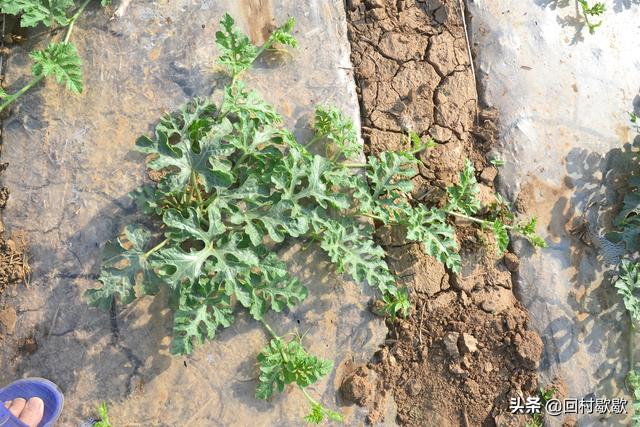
[534,0,640,44]
[528,95,640,410]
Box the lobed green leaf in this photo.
[316,216,397,294]
[614,260,640,325]
[256,337,332,400]
[171,278,234,355]
[313,105,359,160]
[85,224,162,311]
[447,158,480,215]
[405,206,461,272]
[30,41,83,93]
[1,0,73,27]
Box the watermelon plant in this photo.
[84,13,544,423]
[608,114,640,426]
[0,0,111,112]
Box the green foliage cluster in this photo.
[85,12,545,423]
[525,385,557,427]
[0,0,111,111]
[375,287,411,322]
[93,402,112,427]
[608,113,640,426]
[614,260,640,325]
[629,371,640,426]
[256,328,343,423]
[577,0,606,34]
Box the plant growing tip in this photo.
[406,130,436,154]
[577,0,606,34]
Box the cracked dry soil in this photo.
[340,1,545,426]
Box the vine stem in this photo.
[64,0,93,43]
[260,318,279,340]
[359,212,384,222]
[0,76,44,111]
[300,387,318,406]
[342,162,370,169]
[254,39,276,62]
[260,319,291,364]
[190,171,203,205]
[446,210,515,230]
[0,0,93,112]
[143,239,168,259]
[359,209,515,232]
[630,322,636,373]
[304,134,323,149]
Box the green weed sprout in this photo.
[93,402,112,427]
[375,287,411,322]
[490,156,505,167]
[525,385,557,427]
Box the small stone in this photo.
[429,125,452,143]
[484,361,493,373]
[407,380,422,396]
[480,167,498,184]
[464,378,480,396]
[460,291,470,307]
[0,306,17,334]
[481,299,497,313]
[369,8,387,20]
[461,355,473,370]
[448,362,467,376]
[443,332,460,358]
[504,252,520,272]
[388,354,397,366]
[460,333,479,354]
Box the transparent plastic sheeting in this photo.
[468,1,640,425]
[0,1,389,425]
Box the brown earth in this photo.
[342,0,543,426]
[0,168,31,342]
[0,17,32,360]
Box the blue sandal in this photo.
[0,378,63,427]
